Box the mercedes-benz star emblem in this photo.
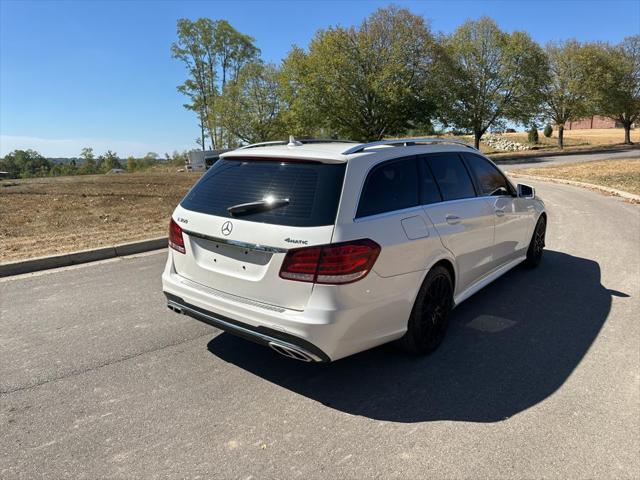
[221,221,233,236]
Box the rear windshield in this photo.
[181,158,346,227]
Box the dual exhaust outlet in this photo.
[167,304,183,314]
[267,342,314,362]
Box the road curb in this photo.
[510,173,640,202]
[0,237,168,278]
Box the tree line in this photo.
[0,148,189,179]
[173,6,639,150]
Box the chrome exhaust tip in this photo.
[167,303,183,314]
[268,342,314,362]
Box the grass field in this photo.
[518,159,640,196]
[1,169,200,263]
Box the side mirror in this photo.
[517,183,535,199]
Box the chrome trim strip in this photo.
[177,276,287,313]
[343,138,477,155]
[166,300,323,362]
[353,205,425,223]
[183,229,288,253]
[353,196,495,222]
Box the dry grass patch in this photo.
[518,159,640,196]
[454,128,639,154]
[553,128,640,145]
[0,170,201,262]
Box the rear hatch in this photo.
[171,156,345,311]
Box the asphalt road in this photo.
[1,179,639,479]
[496,147,640,170]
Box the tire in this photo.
[524,215,546,268]
[398,265,453,356]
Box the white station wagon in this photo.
[163,137,546,362]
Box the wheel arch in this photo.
[413,254,458,305]
[432,258,456,292]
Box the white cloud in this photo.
[0,135,194,158]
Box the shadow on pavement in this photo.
[207,250,619,423]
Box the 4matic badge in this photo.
[284,237,308,245]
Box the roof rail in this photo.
[236,140,288,150]
[342,138,477,155]
[236,137,358,150]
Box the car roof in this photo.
[220,139,481,164]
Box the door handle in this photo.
[445,214,461,225]
[495,207,505,217]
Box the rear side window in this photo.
[418,156,443,205]
[463,153,513,196]
[181,158,345,227]
[356,157,419,217]
[424,153,476,201]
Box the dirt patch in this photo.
[518,159,640,196]
[0,170,201,262]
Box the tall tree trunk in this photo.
[199,109,206,151]
[558,124,564,150]
[623,122,632,144]
[474,130,482,149]
[208,128,216,150]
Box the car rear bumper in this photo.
[162,252,419,362]
[164,292,330,362]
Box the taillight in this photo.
[169,218,186,254]
[279,239,380,285]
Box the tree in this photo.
[280,6,438,141]
[127,156,137,172]
[218,62,287,144]
[79,147,97,174]
[137,152,158,170]
[172,18,259,149]
[167,150,188,166]
[541,40,591,149]
[100,150,121,172]
[214,19,259,88]
[528,124,539,143]
[50,163,78,176]
[436,18,549,148]
[584,36,640,144]
[544,124,553,137]
[279,46,325,137]
[172,19,218,149]
[0,150,51,178]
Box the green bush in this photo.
[528,125,539,144]
[0,149,52,179]
[543,124,553,138]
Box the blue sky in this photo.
[1,0,639,157]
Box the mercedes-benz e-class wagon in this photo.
[163,137,546,362]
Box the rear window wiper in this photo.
[227,197,290,217]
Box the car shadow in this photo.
[206,250,619,423]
